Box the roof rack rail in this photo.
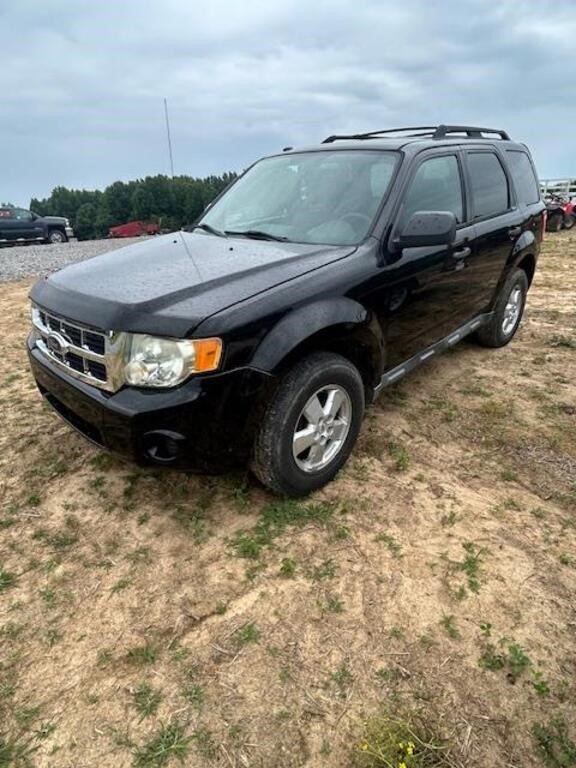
[322,126,437,143]
[433,124,511,140]
[321,124,511,143]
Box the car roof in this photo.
[280,136,528,155]
[276,124,529,157]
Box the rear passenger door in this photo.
[0,208,20,242]
[462,149,524,310]
[0,208,13,242]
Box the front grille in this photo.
[31,305,119,391]
[38,309,105,356]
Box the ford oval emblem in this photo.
[46,332,69,356]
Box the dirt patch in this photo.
[1,234,575,767]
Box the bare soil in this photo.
[1,234,575,768]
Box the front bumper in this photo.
[65,226,75,239]
[28,338,275,470]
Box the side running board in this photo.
[372,313,492,399]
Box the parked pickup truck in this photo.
[27,124,545,496]
[0,207,74,244]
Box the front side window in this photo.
[505,150,540,204]
[402,155,464,224]
[200,150,398,246]
[467,152,509,219]
[14,208,33,221]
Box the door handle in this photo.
[508,226,522,239]
[451,246,471,260]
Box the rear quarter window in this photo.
[505,150,540,204]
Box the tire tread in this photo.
[476,267,528,348]
[251,352,364,496]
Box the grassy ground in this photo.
[1,234,575,768]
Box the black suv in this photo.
[0,207,74,244]
[27,125,545,496]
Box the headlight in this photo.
[124,334,222,388]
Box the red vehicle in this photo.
[544,195,575,232]
[108,221,160,238]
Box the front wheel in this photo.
[47,229,67,244]
[251,352,365,496]
[563,215,575,230]
[475,268,528,348]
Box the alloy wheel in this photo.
[292,385,352,473]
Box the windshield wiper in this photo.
[224,229,288,242]
[189,223,227,237]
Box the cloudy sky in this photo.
[2,0,576,206]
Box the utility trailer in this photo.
[108,221,160,238]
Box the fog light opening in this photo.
[142,430,186,464]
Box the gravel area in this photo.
[0,237,152,282]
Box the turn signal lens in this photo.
[194,338,223,372]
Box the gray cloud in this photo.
[1,0,575,205]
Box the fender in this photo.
[491,229,537,299]
[251,297,371,372]
[511,229,536,260]
[508,229,537,285]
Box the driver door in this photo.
[379,152,477,369]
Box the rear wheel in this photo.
[475,268,528,348]
[251,352,365,496]
[47,229,67,244]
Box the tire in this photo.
[475,268,528,348]
[563,215,575,230]
[547,213,563,233]
[47,229,67,244]
[251,352,365,496]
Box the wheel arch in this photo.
[46,224,67,237]
[509,230,537,287]
[516,251,536,286]
[251,298,384,393]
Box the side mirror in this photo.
[397,211,457,248]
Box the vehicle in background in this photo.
[108,221,160,238]
[544,195,575,232]
[0,207,73,245]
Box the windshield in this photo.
[199,150,398,246]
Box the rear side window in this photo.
[0,208,14,219]
[505,150,540,204]
[467,152,509,219]
[402,155,463,223]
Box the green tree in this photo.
[74,202,97,240]
[131,188,154,221]
[29,171,237,239]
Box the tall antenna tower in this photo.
[163,98,175,178]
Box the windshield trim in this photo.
[196,148,402,247]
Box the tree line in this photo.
[30,172,237,240]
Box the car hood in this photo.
[31,231,356,336]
